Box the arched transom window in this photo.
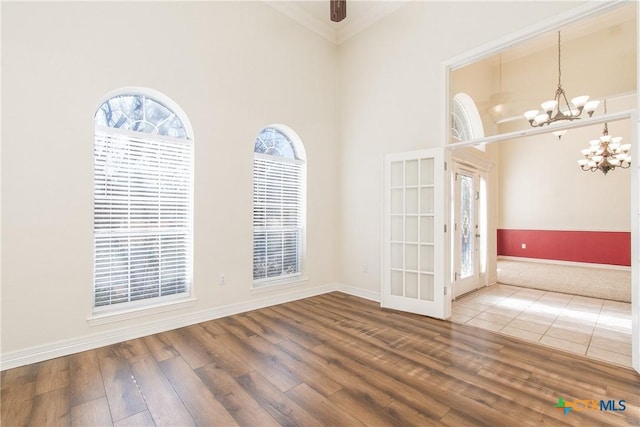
[451,92,485,148]
[93,89,193,310]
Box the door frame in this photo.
[452,166,481,297]
[449,150,493,299]
[440,1,639,372]
[451,160,491,298]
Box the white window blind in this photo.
[94,128,193,308]
[253,153,303,282]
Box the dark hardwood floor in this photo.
[2,292,639,426]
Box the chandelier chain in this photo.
[557,31,562,88]
[603,100,608,134]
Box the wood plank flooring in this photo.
[2,292,639,426]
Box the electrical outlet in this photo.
[362,264,368,273]
[521,243,527,249]
[219,274,225,285]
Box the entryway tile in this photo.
[589,336,632,356]
[587,346,632,367]
[450,283,632,368]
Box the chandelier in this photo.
[577,101,631,175]
[524,31,599,129]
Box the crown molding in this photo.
[265,1,339,44]
[337,1,407,44]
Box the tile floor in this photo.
[451,284,633,368]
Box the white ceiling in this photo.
[265,0,408,44]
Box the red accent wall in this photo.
[497,229,631,266]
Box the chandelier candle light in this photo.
[578,100,631,175]
[523,31,599,135]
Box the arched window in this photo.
[253,125,306,285]
[93,89,193,310]
[451,93,485,150]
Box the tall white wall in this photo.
[1,2,339,360]
[337,1,585,295]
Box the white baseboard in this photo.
[336,283,381,302]
[0,283,340,371]
[498,256,631,271]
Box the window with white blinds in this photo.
[93,91,193,310]
[253,127,305,284]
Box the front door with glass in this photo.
[453,167,481,298]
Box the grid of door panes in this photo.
[389,158,435,302]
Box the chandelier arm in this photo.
[559,90,577,118]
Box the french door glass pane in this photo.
[391,270,403,296]
[391,243,403,269]
[405,272,418,298]
[391,189,403,214]
[391,216,403,241]
[405,188,419,214]
[420,188,434,214]
[405,217,418,242]
[405,244,418,270]
[420,158,434,185]
[405,160,419,186]
[419,274,434,301]
[420,217,434,243]
[420,244,434,272]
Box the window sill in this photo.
[251,276,309,294]
[87,297,198,326]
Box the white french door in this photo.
[453,167,482,298]
[381,148,445,318]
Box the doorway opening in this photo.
[444,2,637,371]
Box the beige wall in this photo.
[337,1,584,295]
[498,115,633,232]
[1,2,339,356]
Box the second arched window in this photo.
[253,126,305,285]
